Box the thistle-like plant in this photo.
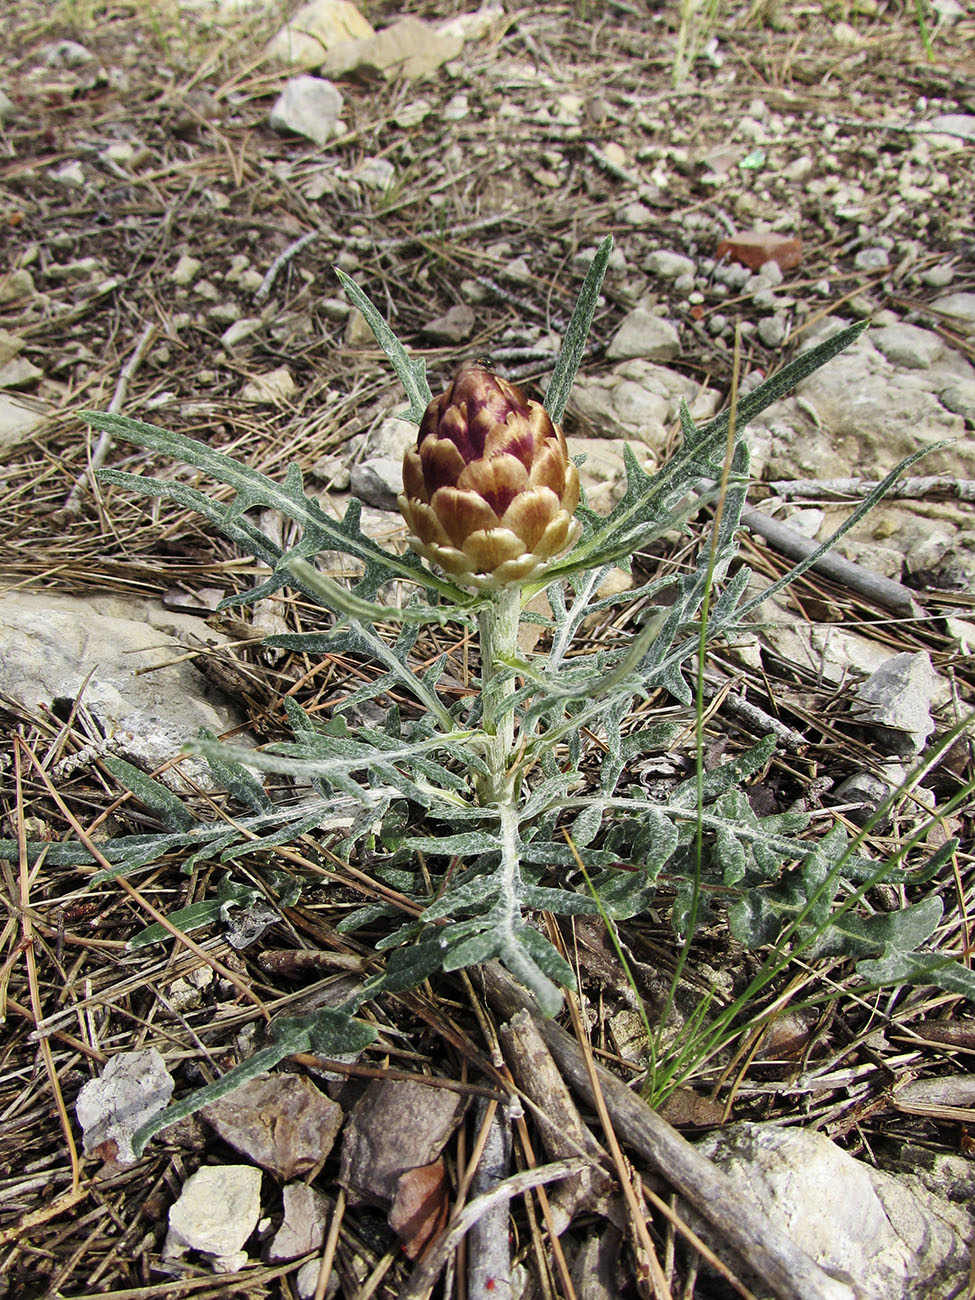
[5,238,972,1151]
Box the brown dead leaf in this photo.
[657,1086,727,1129]
[201,1071,342,1180]
[389,1158,450,1260]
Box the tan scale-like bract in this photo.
[398,366,580,590]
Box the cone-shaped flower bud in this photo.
[398,366,580,590]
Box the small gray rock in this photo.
[40,39,94,67]
[921,263,954,289]
[757,259,784,286]
[0,89,15,123]
[924,113,975,141]
[269,76,343,147]
[606,308,680,362]
[871,323,944,369]
[366,415,417,462]
[0,392,48,452]
[646,249,695,280]
[931,292,975,335]
[505,256,532,284]
[757,314,789,348]
[443,92,469,121]
[0,356,44,389]
[166,1165,262,1262]
[939,380,975,423]
[320,296,350,321]
[171,254,201,286]
[715,261,753,290]
[854,246,890,271]
[76,1049,174,1165]
[423,303,475,344]
[351,457,402,510]
[619,201,654,226]
[854,651,942,757]
[833,771,892,827]
[356,156,394,190]
[269,1184,330,1262]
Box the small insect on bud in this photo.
[398,366,580,590]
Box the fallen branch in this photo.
[480,963,857,1300]
[254,229,319,304]
[62,321,156,514]
[739,502,923,619]
[767,475,975,503]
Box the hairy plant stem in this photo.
[476,585,522,806]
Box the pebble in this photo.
[871,323,944,369]
[423,303,475,344]
[269,1184,330,1262]
[619,201,654,226]
[0,356,43,388]
[221,318,262,348]
[269,76,343,148]
[920,263,954,288]
[357,156,395,190]
[696,1122,972,1300]
[165,1165,262,1265]
[854,246,890,271]
[854,651,942,758]
[931,292,975,335]
[320,296,349,320]
[0,592,249,783]
[713,261,752,290]
[100,140,138,165]
[782,154,815,183]
[757,314,789,348]
[0,269,35,303]
[394,98,431,128]
[46,257,103,282]
[51,161,86,187]
[40,39,94,67]
[0,330,23,366]
[443,92,469,121]
[505,256,532,284]
[241,366,297,404]
[208,302,241,325]
[344,307,374,346]
[757,259,784,286]
[646,249,695,280]
[265,0,375,68]
[76,1049,174,1166]
[940,381,975,423]
[167,254,199,287]
[606,308,680,362]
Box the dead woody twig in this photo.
[62,321,156,514]
[767,475,975,503]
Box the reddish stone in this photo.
[715,232,803,272]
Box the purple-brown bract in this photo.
[398,365,580,590]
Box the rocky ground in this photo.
[1,1,974,1298]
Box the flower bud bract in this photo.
[398,366,580,590]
